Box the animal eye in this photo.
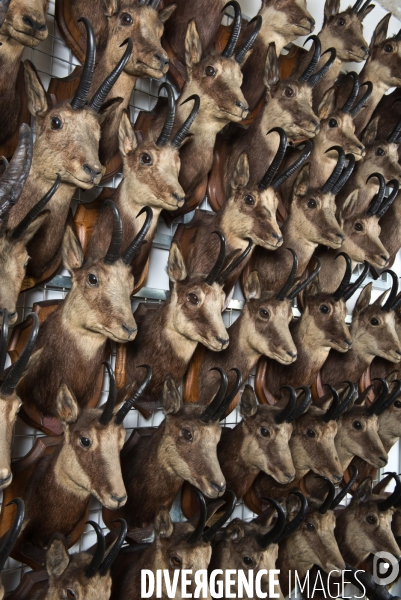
[306,522,315,531]
[140,152,152,165]
[354,222,363,232]
[328,119,338,128]
[170,555,182,567]
[259,309,269,319]
[260,427,270,437]
[319,304,330,314]
[306,429,315,438]
[394,401,401,408]
[243,556,254,566]
[366,515,377,525]
[80,437,91,448]
[244,194,255,206]
[87,273,98,286]
[205,66,216,77]
[384,44,393,53]
[181,428,193,441]
[370,318,379,326]
[120,12,133,25]
[284,87,294,98]
[50,116,63,130]
[353,420,362,430]
[187,293,199,305]
[376,148,385,156]
[337,17,346,26]
[66,591,76,600]
[307,198,317,208]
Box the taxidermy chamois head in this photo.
[0,0,48,46]
[32,520,127,600]
[0,498,24,600]
[0,312,38,491]
[319,0,372,62]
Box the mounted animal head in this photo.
[102,0,176,80]
[118,85,199,212]
[364,13,401,90]
[319,0,373,63]
[0,0,48,47]
[370,378,401,445]
[0,313,38,491]
[34,520,127,600]
[0,498,24,600]
[23,18,131,190]
[256,0,315,45]
[358,117,401,186]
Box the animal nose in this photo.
[332,474,342,482]
[110,493,127,506]
[271,232,283,243]
[215,336,229,348]
[287,351,297,359]
[154,52,169,67]
[83,164,102,180]
[310,118,319,129]
[357,144,365,151]
[396,350,401,359]
[336,232,345,242]
[381,255,390,264]
[361,45,369,55]
[307,16,315,27]
[235,100,248,111]
[22,15,47,31]
[0,471,11,486]
[344,339,352,348]
[171,192,185,204]
[122,324,137,339]
[210,481,226,494]
[379,456,388,465]
[284,472,294,481]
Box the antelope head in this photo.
[23,18,131,190]
[0,313,38,490]
[370,378,401,446]
[257,0,315,47]
[37,520,127,600]
[0,499,24,600]
[0,0,48,47]
[364,14,401,91]
[319,0,372,63]
[358,117,401,186]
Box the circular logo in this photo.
[373,551,399,586]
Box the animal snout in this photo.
[171,192,185,205]
[286,350,297,360]
[215,336,229,349]
[332,473,343,483]
[210,480,226,494]
[310,118,320,131]
[122,324,137,339]
[271,231,283,244]
[344,339,352,349]
[0,470,12,489]
[378,456,388,466]
[360,45,369,57]
[83,164,102,182]
[357,144,365,152]
[380,254,390,264]
[110,493,127,507]
[22,15,47,31]
[284,472,295,481]
[335,232,345,243]
[154,52,169,68]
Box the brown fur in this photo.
[0,392,22,491]
[371,305,401,382]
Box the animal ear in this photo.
[119,110,138,158]
[99,97,124,125]
[304,273,320,298]
[103,0,119,16]
[353,282,372,317]
[373,288,390,308]
[24,60,48,117]
[353,477,373,503]
[159,4,176,23]
[162,374,181,415]
[362,116,379,146]
[56,383,79,425]
[46,535,70,578]
[358,4,374,21]
[317,88,337,120]
[225,518,245,542]
[340,190,359,221]
[185,20,202,70]
[167,241,188,282]
[293,163,310,198]
[324,0,340,23]
[240,385,258,418]
[370,13,391,49]
[244,270,261,301]
[231,153,250,190]
[14,211,50,245]
[62,226,84,273]
[263,43,280,89]
[154,507,174,539]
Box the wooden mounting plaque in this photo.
[7,569,48,600]
[0,62,30,161]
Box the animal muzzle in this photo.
[83,163,103,184]
[370,251,389,268]
[0,309,17,326]
[325,229,346,248]
[200,477,226,499]
[0,469,12,491]
[170,191,185,208]
[104,491,128,510]
[20,13,47,40]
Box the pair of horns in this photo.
[379,269,401,313]
[321,382,356,422]
[155,83,200,147]
[0,312,39,397]
[102,200,153,266]
[70,18,132,113]
[258,129,312,191]
[220,2,260,63]
[204,232,252,287]
[139,0,161,8]
[318,465,358,514]
[387,99,401,144]
[85,519,127,578]
[200,368,243,423]
[377,473,401,512]
[352,0,374,14]
[366,173,400,219]
[364,378,401,416]
[274,386,311,424]
[188,489,236,544]
[257,491,307,548]
[299,36,336,88]
[276,249,321,302]
[332,252,370,302]
[98,363,152,426]
[321,146,356,195]
[340,72,373,118]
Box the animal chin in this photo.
[10,26,45,46]
[273,353,296,365]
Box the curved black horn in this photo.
[375,380,401,416]
[392,292,401,312]
[122,206,153,265]
[287,387,312,422]
[0,499,24,572]
[102,200,123,265]
[98,363,117,426]
[88,38,133,113]
[352,0,365,12]
[287,256,321,300]
[364,378,389,416]
[85,521,106,578]
[11,174,60,240]
[366,173,386,216]
[308,48,337,88]
[70,18,96,110]
[341,72,360,114]
[203,490,236,543]
[376,180,400,219]
[350,82,373,118]
[275,491,308,544]
[205,232,226,286]
[258,128,287,190]
[235,15,261,64]
[342,261,370,301]
[387,115,401,144]
[187,489,207,544]
[215,239,252,285]
[271,140,312,191]
[256,498,286,549]
[299,36,321,83]
[99,519,128,576]
[276,249,298,301]
[171,95,200,147]
[381,270,399,312]
[321,146,346,194]
[331,465,358,509]
[155,82,176,147]
[331,154,356,196]
[321,385,340,423]
[221,1,242,59]
[1,313,38,396]
[333,252,352,301]
[114,365,152,425]
[377,473,401,512]
[214,368,242,421]
[317,477,336,514]
[275,386,297,424]
[335,381,357,419]
[148,0,161,8]
[0,124,33,224]
[0,310,8,375]
[200,368,229,423]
